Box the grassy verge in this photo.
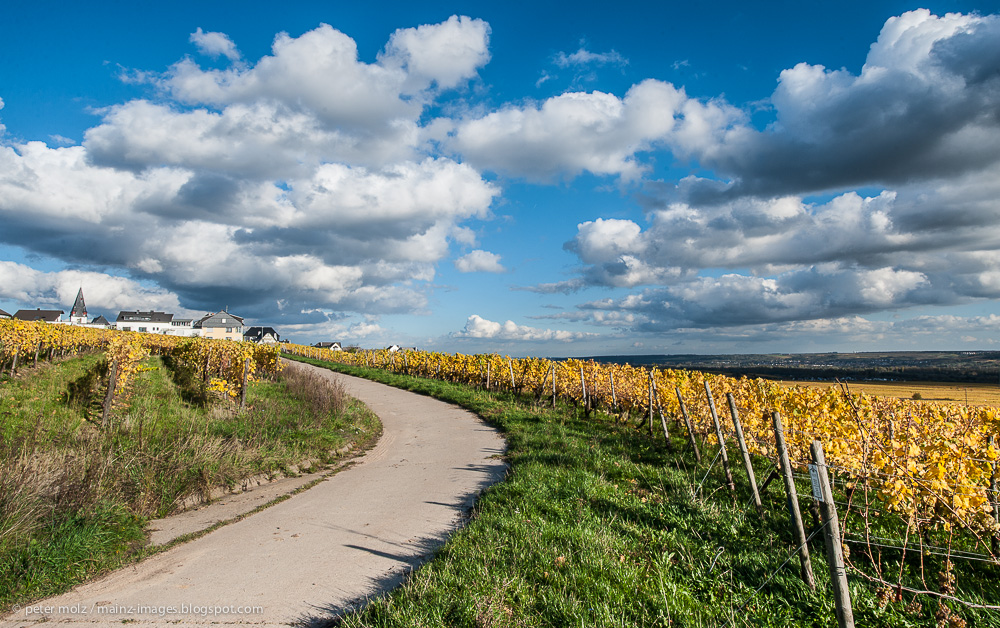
[289,356,1000,628]
[0,355,380,612]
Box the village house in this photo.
[89,315,112,328]
[244,326,280,344]
[193,310,245,341]
[14,308,64,322]
[312,341,342,351]
[115,310,177,334]
[111,309,250,339]
[8,288,275,342]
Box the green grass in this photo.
[288,356,1000,628]
[0,502,145,607]
[0,353,381,612]
[0,351,105,443]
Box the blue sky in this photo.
[2,1,1000,355]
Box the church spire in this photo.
[70,287,87,324]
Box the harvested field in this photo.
[787,379,1000,406]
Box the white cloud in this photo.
[380,15,491,90]
[0,17,505,324]
[6,9,1000,350]
[0,261,186,315]
[163,24,415,133]
[573,266,933,330]
[348,321,386,337]
[681,9,1000,200]
[450,79,742,181]
[454,250,505,273]
[553,47,627,68]
[85,99,414,176]
[0,139,496,317]
[190,27,241,62]
[453,10,1000,194]
[85,18,494,179]
[454,314,596,342]
[561,159,1000,324]
[48,134,75,146]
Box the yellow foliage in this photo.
[1,320,282,407]
[282,341,1000,536]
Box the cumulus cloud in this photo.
[454,250,505,273]
[573,266,935,331]
[190,27,241,62]
[0,261,186,314]
[450,79,739,181]
[380,15,491,90]
[556,13,1000,336]
[453,314,596,342]
[0,140,497,314]
[0,17,500,323]
[561,168,1000,323]
[84,99,410,176]
[91,17,491,177]
[454,9,1000,194]
[681,9,1000,201]
[5,9,1000,349]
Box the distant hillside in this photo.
[583,351,1000,383]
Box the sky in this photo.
[2,0,1000,356]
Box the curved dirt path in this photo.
[3,362,507,627]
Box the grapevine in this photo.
[1,319,282,407]
[283,342,1000,538]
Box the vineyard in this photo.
[0,321,385,614]
[285,343,1000,619]
[0,319,283,417]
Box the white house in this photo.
[115,311,178,335]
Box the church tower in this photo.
[70,288,88,325]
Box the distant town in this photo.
[0,287,415,353]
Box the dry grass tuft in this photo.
[281,365,349,421]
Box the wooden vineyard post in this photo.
[648,374,655,435]
[508,358,516,392]
[609,370,618,415]
[650,373,670,443]
[537,366,550,405]
[486,360,492,390]
[580,366,588,414]
[240,357,250,412]
[773,412,816,591]
[9,346,20,376]
[34,341,42,366]
[102,361,119,427]
[704,382,736,496]
[676,388,701,464]
[810,440,855,628]
[551,363,556,408]
[728,393,763,516]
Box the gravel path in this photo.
[2,362,507,627]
